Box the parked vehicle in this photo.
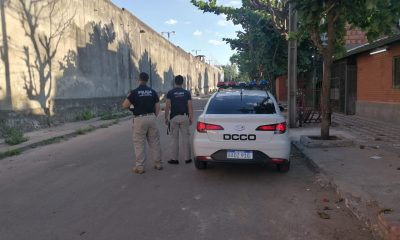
[228,81,237,87]
[217,81,227,88]
[238,82,246,88]
[193,89,291,172]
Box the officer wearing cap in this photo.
[164,75,193,165]
[122,72,162,174]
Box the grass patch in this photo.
[75,110,95,121]
[41,136,65,145]
[75,125,96,135]
[0,149,21,159]
[0,124,29,145]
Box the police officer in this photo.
[164,75,193,164]
[122,72,162,174]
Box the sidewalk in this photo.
[0,116,132,159]
[290,113,400,240]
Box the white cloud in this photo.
[209,39,224,46]
[193,30,203,37]
[219,0,241,7]
[217,14,233,27]
[228,1,241,7]
[165,19,178,25]
[217,19,228,27]
[215,32,225,37]
[218,32,236,38]
[184,21,192,25]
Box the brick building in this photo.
[332,34,400,125]
[275,27,368,105]
[276,28,400,125]
[344,28,368,49]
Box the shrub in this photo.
[0,124,29,146]
[75,110,95,121]
[81,110,95,120]
[0,149,21,159]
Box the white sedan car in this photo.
[192,89,291,172]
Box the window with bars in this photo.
[394,56,400,88]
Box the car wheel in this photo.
[194,158,207,169]
[277,162,290,173]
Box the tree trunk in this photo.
[320,55,332,139]
[320,7,336,139]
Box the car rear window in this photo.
[206,94,276,114]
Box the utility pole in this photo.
[192,49,201,55]
[1,0,11,108]
[288,2,298,128]
[161,31,175,41]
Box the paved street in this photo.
[0,99,373,240]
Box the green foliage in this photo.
[191,0,315,82]
[0,124,28,146]
[292,0,400,53]
[0,149,21,159]
[81,110,95,121]
[194,88,200,96]
[221,63,238,81]
[75,125,96,135]
[75,110,95,121]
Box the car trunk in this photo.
[203,114,283,143]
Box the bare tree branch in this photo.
[249,0,289,36]
[16,0,75,123]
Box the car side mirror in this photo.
[279,106,285,112]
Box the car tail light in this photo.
[270,158,286,163]
[196,121,224,133]
[256,122,286,134]
[275,123,286,133]
[196,156,212,161]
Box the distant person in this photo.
[122,72,162,174]
[164,75,193,165]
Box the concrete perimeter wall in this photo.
[0,0,222,129]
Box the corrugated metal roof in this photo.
[337,34,400,60]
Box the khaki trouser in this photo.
[169,115,190,161]
[132,115,162,168]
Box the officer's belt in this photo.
[134,113,155,118]
[172,113,188,116]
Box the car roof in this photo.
[214,89,270,97]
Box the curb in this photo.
[292,141,392,240]
[0,116,132,160]
[299,135,354,148]
[292,141,323,174]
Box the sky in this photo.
[111,0,243,65]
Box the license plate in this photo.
[227,150,253,159]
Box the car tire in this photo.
[194,158,207,169]
[277,162,290,173]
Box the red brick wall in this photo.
[345,29,368,45]
[357,43,400,102]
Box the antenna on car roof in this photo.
[265,89,270,100]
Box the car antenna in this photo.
[265,89,270,100]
